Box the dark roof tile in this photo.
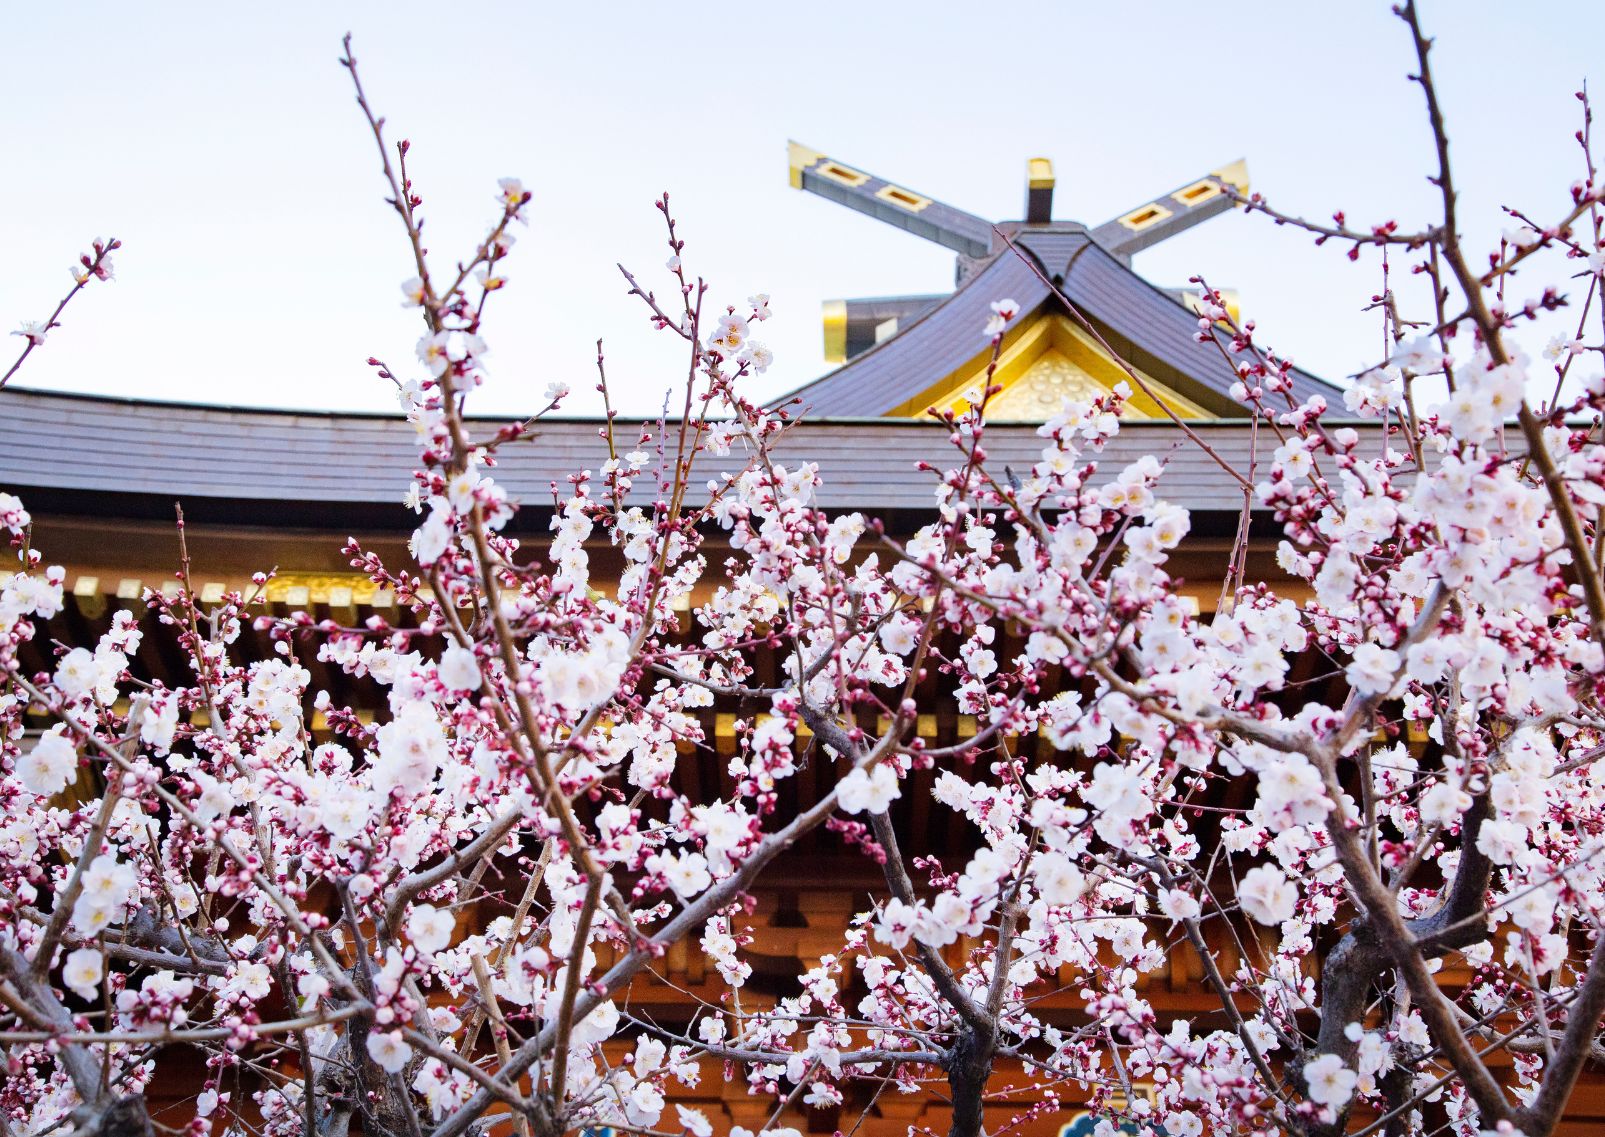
[1,389,1372,518]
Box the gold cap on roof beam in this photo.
[1025,157,1054,224]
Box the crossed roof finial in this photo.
[787,141,1250,263]
[779,142,1335,420]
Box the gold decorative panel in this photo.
[983,350,1105,420]
[261,573,388,605]
[891,310,1214,423]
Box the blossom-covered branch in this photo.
[9,10,1605,1137]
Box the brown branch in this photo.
[1396,1,1605,639]
[430,782,848,1137]
[1221,184,1437,251]
[0,239,118,391]
[995,229,1254,492]
[1,944,106,1107]
[32,714,141,979]
[1520,933,1605,1133]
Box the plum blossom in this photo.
[1419,777,1473,827]
[1158,889,1201,922]
[1345,642,1401,696]
[436,644,481,692]
[709,313,750,354]
[984,297,1019,337]
[1238,864,1297,926]
[69,854,137,935]
[7,38,1605,1137]
[1344,367,1401,416]
[16,727,77,797]
[367,1030,411,1073]
[837,762,900,814]
[1034,852,1087,906]
[408,904,456,955]
[677,1105,713,1137]
[411,501,454,565]
[62,947,104,1000]
[650,850,712,899]
[1303,1053,1359,1108]
[874,898,918,949]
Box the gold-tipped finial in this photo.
[788,140,826,190]
[1210,158,1250,197]
[1026,158,1055,224]
[821,299,848,363]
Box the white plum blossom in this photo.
[408,904,456,955]
[1034,852,1087,906]
[367,1030,412,1074]
[1419,778,1473,827]
[650,850,712,899]
[1304,1053,1359,1108]
[676,1106,713,1137]
[836,763,900,814]
[412,502,454,565]
[1345,642,1401,696]
[1158,889,1201,922]
[62,947,104,1000]
[709,313,750,354]
[8,44,1605,1137]
[16,728,77,797]
[1238,864,1297,926]
[984,297,1019,337]
[372,704,448,798]
[874,898,918,949]
[71,854,137,934]
[436,644,482,692]
[1344,367,1402,416]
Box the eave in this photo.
[2,388,1371,532]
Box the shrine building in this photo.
[4,148,1601,1136]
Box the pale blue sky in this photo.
[3,1,1602,417]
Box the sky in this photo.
[3,1,1603,419]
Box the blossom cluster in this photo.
[8,25,1605,1137]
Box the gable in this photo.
[887,309,1215,421]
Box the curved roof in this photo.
[0,387,1340,528]
[778,242,1055,418]
[782,229,1337,418]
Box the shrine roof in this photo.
[779,144,1341,421]
[1,387,1364,529]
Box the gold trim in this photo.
[787,140,826,190]
[1172,178,1224,209]
[874,184,931,213]
[816,161,871,189]
[1027,157,1055,191]
[822,299,848,364]
[1210,157,1250,196]
[1118,201,1174,232]
[984,351,1103,420]
[891,311,1214,422]
[261,572,388,605]
[72,576,106,619]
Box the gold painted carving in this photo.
[983,351,1105,420]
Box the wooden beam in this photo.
[789,140,993,258]
[1088,159,1250,259]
